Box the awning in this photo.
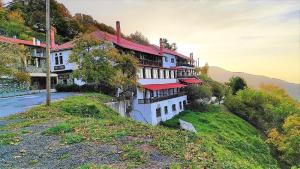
[143,83,187,91]
[179,78,203,84]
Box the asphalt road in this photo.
[0,92,79,117]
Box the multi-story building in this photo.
[0,35,58,90]
[51,21,202,125]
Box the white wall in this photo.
[50,50,77,72]
[132,95,187,125]
[162,53,176,68]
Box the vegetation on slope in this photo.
[224,86,300,167]
[0,93,219,168]
[163,107,279,169]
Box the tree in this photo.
[198,63,209,75]
[0,43,30,82]
[162,38,177,51]
[69,34,139,99]
[228,76,247,95]
[210,81,225,104]
[127,31,150,45]
[186,84,212,103]
[267,115,300,166]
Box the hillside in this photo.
[0,93,279,168]
[208,66,300,101]
[163,108,279,169]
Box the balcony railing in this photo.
[176,63,195,67]
[177,75,198,78]
[138,92,186,104]
[139,59,162,67]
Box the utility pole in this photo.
[46,0,51,106]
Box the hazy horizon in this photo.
[4,0,300,84]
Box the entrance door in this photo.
[156,107,162,123]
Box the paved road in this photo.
[0,92,79,117]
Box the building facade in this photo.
[0,36,58,92]
[50,21,202,125]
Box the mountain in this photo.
[208,66,300,101]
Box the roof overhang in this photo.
[142,83,187,91]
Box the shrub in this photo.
[61,102,100,118]
[55,84,80,92]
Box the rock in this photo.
[179,119,197,133]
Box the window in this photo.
[59,55,63,64]
[137,68,144,79]
[171,58,175,63]
[172,104,176,111]
[179,102,182,110]
[145,68,151,78]
[156,108,161,117]
[165,70,170,79]
[165,57,168,62]
[150,91,154,97]
[55,57,59,65]
[160,69,165,79]
[183,101,186,108]
[164,106,168,114]
[152,69,158,79]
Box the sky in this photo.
[4,0,300,83]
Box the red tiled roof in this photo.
[0,36,46,47]
[152,45,192,61]
[143,83,187,91]
[52,30,162,56]
[179,78,203,84]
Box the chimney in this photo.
[190,53,194,65]
[116,21,121,44]
[159,38,163,54]
[32,37,36,45]
[51,26,56,49]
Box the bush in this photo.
[55,83,117,96]
[55,84,80,92]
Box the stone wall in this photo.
[0,78,30,97]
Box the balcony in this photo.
[176,63,195,67]
[177,75,198,78]
[139,59,162,67]
[138,92,186,104]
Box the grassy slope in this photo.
[0,93,217,168]
[163,107,279,169]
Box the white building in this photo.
[50,21,202,125]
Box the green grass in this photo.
[163,107,279,169]
[63,133,85,144]
[0,132,21,145]
[44,123,73,135]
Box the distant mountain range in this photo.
[208,66,300,101]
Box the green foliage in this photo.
[228,76,247,95]
[0,132,20,145]
[69,34,139,100]
[186,84,212,103]
[267,115,300,166]
[127,31,150,45]
[44,123,73,135]
[161,38,177,51]
[224,88,300,166]
[63,133,84,144]
[61,102,100,118]
[0,43,30,82]
[163,108,279,169]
